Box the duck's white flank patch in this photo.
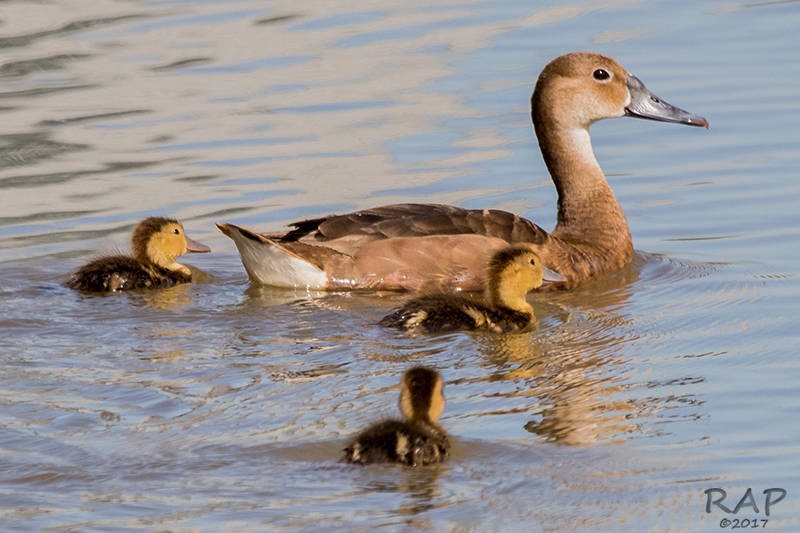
[226,227,328,289]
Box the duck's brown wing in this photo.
[281,203,550,244]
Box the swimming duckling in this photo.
[67,217,210,292]
[343,366,450,466]
[379,246,554,333]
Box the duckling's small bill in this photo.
[185,236,211,254]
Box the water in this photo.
[2,0,800,531]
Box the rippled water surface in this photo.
[2,1,800,531]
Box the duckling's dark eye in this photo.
[593,68,610,81]
[173,228,180,235]
[529,258,536,266]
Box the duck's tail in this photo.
[216,223,329,289]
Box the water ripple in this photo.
[1,0,799,530]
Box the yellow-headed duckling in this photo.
[343,366,449,466]
[379,246,557,333]
[67,217,210,292]
[218,52,707,291]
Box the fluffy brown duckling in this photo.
[379,246,557,333]
[343,366,450,466]
[67,217,210,292]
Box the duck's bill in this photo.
[542,266,565,284]
[625,75,708,128]
[186,236,211,253]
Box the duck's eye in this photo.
[173,228,181,235]
[593,68,610,81]
[529,258,536,266]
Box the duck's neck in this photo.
[487,281,533,316]
[534,120,631,248]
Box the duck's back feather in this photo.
[380,294,533,333]
[281,203,550,244]
[343,419,450,466]
[380,295,484,332]
[67,256,190,292]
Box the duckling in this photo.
[379,246,553,333]
[343,366,450,466]
[66,217,210,292]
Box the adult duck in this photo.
[343,366,450,466]
[218,52,708,291]
[380,246,553,333]
[67,217,210,292]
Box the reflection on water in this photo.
[358,464,446,517]
[2,0,800,531]
[468,260,638,446]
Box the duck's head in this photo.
[132,217,210,273]
[486,245,563,312]
[398,366,445,424]
[532,52,708,130]
[487,246,557,304]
